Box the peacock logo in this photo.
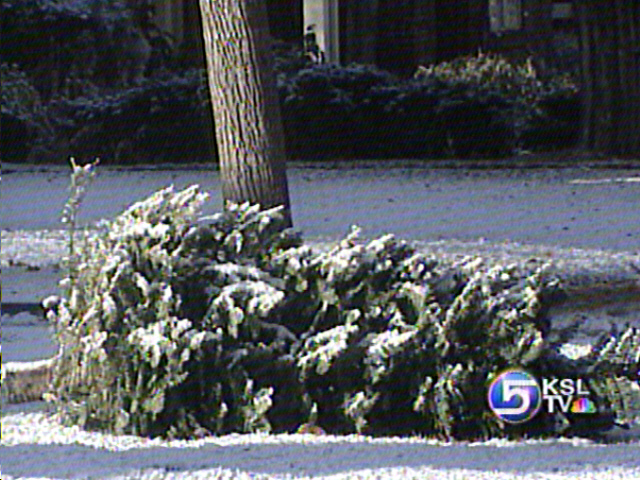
[570,397,597,414]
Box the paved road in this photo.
[2,162,639,251]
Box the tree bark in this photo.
[578,1,640,156]
[199,0,292,226]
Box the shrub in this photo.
[2,0,130,97]
[280,63,396,160]
[433,86,514,157]
[5,9,581,165]
[272,39,315,86]
[1,1,206,164]
[413,53,579,156]
[356,82,445,159]
[2,66,215,164]
[47,69,215,164]
[520,89,581,151]
[1,0,172,96]
[45,163,639,440]
[279,53,580,160]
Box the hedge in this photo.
[1,0,197,165]
[2,2,581,165]
[48,69,215,165]
[280,53,580,160]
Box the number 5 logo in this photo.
[488,369,542,424]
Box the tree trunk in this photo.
[199,0,292,226]
[578,1,640,156]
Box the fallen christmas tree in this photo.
[44,163,639,440]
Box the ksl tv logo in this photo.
[487,368,597,424]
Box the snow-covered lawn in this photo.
[2,409,640,480]
[2,163,639,479]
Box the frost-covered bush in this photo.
[413,53,580,155]
[279,53,579,160]
[46,164,638,440]
[49,69,214,165]
[1,1,208,164]
[1,0,169,95]
[280,63,396,160]
[47,163,307,436]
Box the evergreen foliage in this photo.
[50,69,214,164]
[2,3,580,166]
[280,53,580,160]
[0,63,56,162]
[1,0,211,164]
[45,164,639,440]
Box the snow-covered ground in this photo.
[2,162,639,479]
[2,409,640,480]
[2,161,640,251]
